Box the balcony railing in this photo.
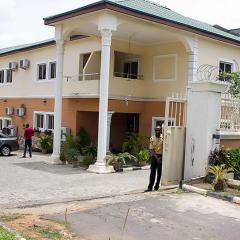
[114,72,143,80]
[65,73,100,81]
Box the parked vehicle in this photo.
[0,133,19,156]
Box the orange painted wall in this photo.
[221,139,240,149]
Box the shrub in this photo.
[65,148,80,167]
[138,149,150,163]
[83,143,97,157]
[226,148,240,172]
[208,148,228,166]
[122,133,148,157]
[40,135,53,151]
[81,155,96,167]
[77,127,91,148]
[44,129,52,136]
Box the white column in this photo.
[187,38,198,82]
[88,29,114,173]
[51,36,64,163]
[107,111,114,152]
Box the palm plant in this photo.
[207,165,231,192]
[40,135,53,153]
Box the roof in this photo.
[0,39,55,57]
[1,0,240,57]
[44,0,240,45]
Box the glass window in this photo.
[6,69,12,83]
[37,63,46,80]
[0,70,4,83]
[49,62,56,79]
[219,61,233,81]
[123,61,138,79]
[47,114,54,130]
[36,114,44,129]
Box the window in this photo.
[219,61,233,81]
[0,117,12,131]
[6,69,12,83]
[153,54,178,82]
[34,112,54,131]
[0,70,4,83]
[37,63,47,80]
[49,62,56,79]
[47,114,54,130]
[123,60,139,79]
[151,117,175,136]
[35,113,44,129]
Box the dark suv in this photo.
[0,133,19,156]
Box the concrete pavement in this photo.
[0,152,149,208]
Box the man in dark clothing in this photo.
[145,125,163,192]
[22,124,34,158]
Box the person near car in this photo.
[145,125,164,192]
[22,124,34,158]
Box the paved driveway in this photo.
[0,152,149,208]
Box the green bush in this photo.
[208,148,228,166]
[122,133,148,157]
[65,148,80,165]
[40,135,53,151]
[83,143,97,157]
[81,155,96,167]
[106,152,137,167]
[138,149,150,163]
[226,148,240,172]
[77,127,91,148]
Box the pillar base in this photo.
[87,163,115,174]
[50,154,62,165]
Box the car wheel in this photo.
[1,146,11,156]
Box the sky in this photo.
[0,0,240,48]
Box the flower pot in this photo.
[204,173,215,184]
[138,161,147,167]
[42,149,48,154]
[112,162,123,171]
[214,181,225,192]
[72,160,79,168]
[234,171,240,180]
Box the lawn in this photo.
[0,226,16,240]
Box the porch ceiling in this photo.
[62,10,184,45]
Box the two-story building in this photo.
[0,0,240,176]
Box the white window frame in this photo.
[35,60,56,83]
[122,58,140,79]
[218,58,235,72]
[0,117,12,131]
[0,69,13,86]
[153,54,178,82]
[48,61,56,80]
[33,111,54,131]
[151,117,176,136]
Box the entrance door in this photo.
[161,96,187,185]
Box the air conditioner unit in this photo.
[5,107,14,116]
[16,107,25,117]
[9,62,18,71]
[61,127,71,141]
[19,59,30,70]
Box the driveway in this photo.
[0,152,149,208]
[47,192,240,240]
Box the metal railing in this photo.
[221,93,240,132]
[114,72,144,80]
[65,73,100,81]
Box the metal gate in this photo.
[161,95,187,185]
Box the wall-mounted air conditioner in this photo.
[16,107,25,117]
[61,127,71,141]
[9,62,18,71]
[5,107,14,116]
[19,59,30,70]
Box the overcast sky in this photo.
[0,0,240,48]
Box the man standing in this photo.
[22,124,34,158]
[145,125,163,192]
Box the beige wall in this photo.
[198,37,240,71]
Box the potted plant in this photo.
[65,148,80,168]
[207,165,231,192]
[39,135,52,154]
[83,143,97,158]
[60,143,67,165]
[137,149,150,166]
[105,152,136,171]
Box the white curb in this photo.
[182,184,208,195]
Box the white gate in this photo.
[161,95,187,185]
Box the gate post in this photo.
[184,81,227,179]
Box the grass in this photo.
[0,214,25,222]
[29,225,63,239]
[0,226,16,240]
